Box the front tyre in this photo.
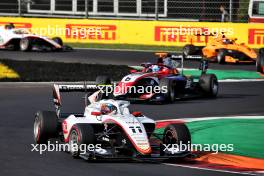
[52,37,63,46]
[33,111,58,144]
[256,49,264,74]
[162,124,191,155]
[69,124,95,158]
[199,74,218,97]
[20,38,32,51]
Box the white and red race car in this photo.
[33,84,191,160]
[0,23,71,51]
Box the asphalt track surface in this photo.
[1,81,264,176]
[0,49,263,176]
[0,49,257,71]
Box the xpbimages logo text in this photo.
[97,83,168,96]
[31,141,102,155]
[162,142,234,154]
[31,141,234,155]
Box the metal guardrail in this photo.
[0,0,251,22]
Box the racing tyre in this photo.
[199,74,218,97]
[33,111,58,144]
[217,49,227,64]
[183,44,196,58]
[20,38,32,51]
[159,78,175,103]
[69,124,95,158]
[52,37,63,46]
[256,50,264,74]
[259,48,264,54]
[162,124,191,155]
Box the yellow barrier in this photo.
[0,17,263,48]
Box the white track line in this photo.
[219,79,264,82]
[163,163,258,176]
[156,116,264,123]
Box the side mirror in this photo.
[91,111,101,116]
[130,69,137,73]
[132,111,142,117]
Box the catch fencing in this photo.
[0,0,252,22]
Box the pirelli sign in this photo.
[0,17,263,48]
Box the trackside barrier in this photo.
[0,17,263,48]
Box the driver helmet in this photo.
[101,103,117,115]
[5,23,15,30]
[152,65,160,73]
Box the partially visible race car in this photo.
[33,85,191,160]
[0,23,72,51]
[182,33,264,74]
[256,48,264,74]
[95,53,218,103]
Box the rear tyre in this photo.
[33,111,58,144]
[52,37,63,46]
[217,49,227,64]
[256,49,264,74]
[183,44,196,58]
[159,78,175,103]
[199,74,218,97]
[20,38,32,51]
[69,124,95,158]
[162,124,191,154]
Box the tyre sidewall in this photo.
[217,49,226,64]
[160,78,175,103]
[199,74,218,97]
[69,124,95,158]
[20,38,32,51]
[33,111,58,144]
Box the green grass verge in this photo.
[155,118,264,159]
[184,69,264,80]
[187,118,264,159]
[66,43,182,52]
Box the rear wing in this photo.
[53,84,101,116]
[155,52,208,74]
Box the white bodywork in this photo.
[62,98,155,155]
[0,26,61,48]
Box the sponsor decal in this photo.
[65,24,116,40]
[248,29,264,45]
[154,26,210,43]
